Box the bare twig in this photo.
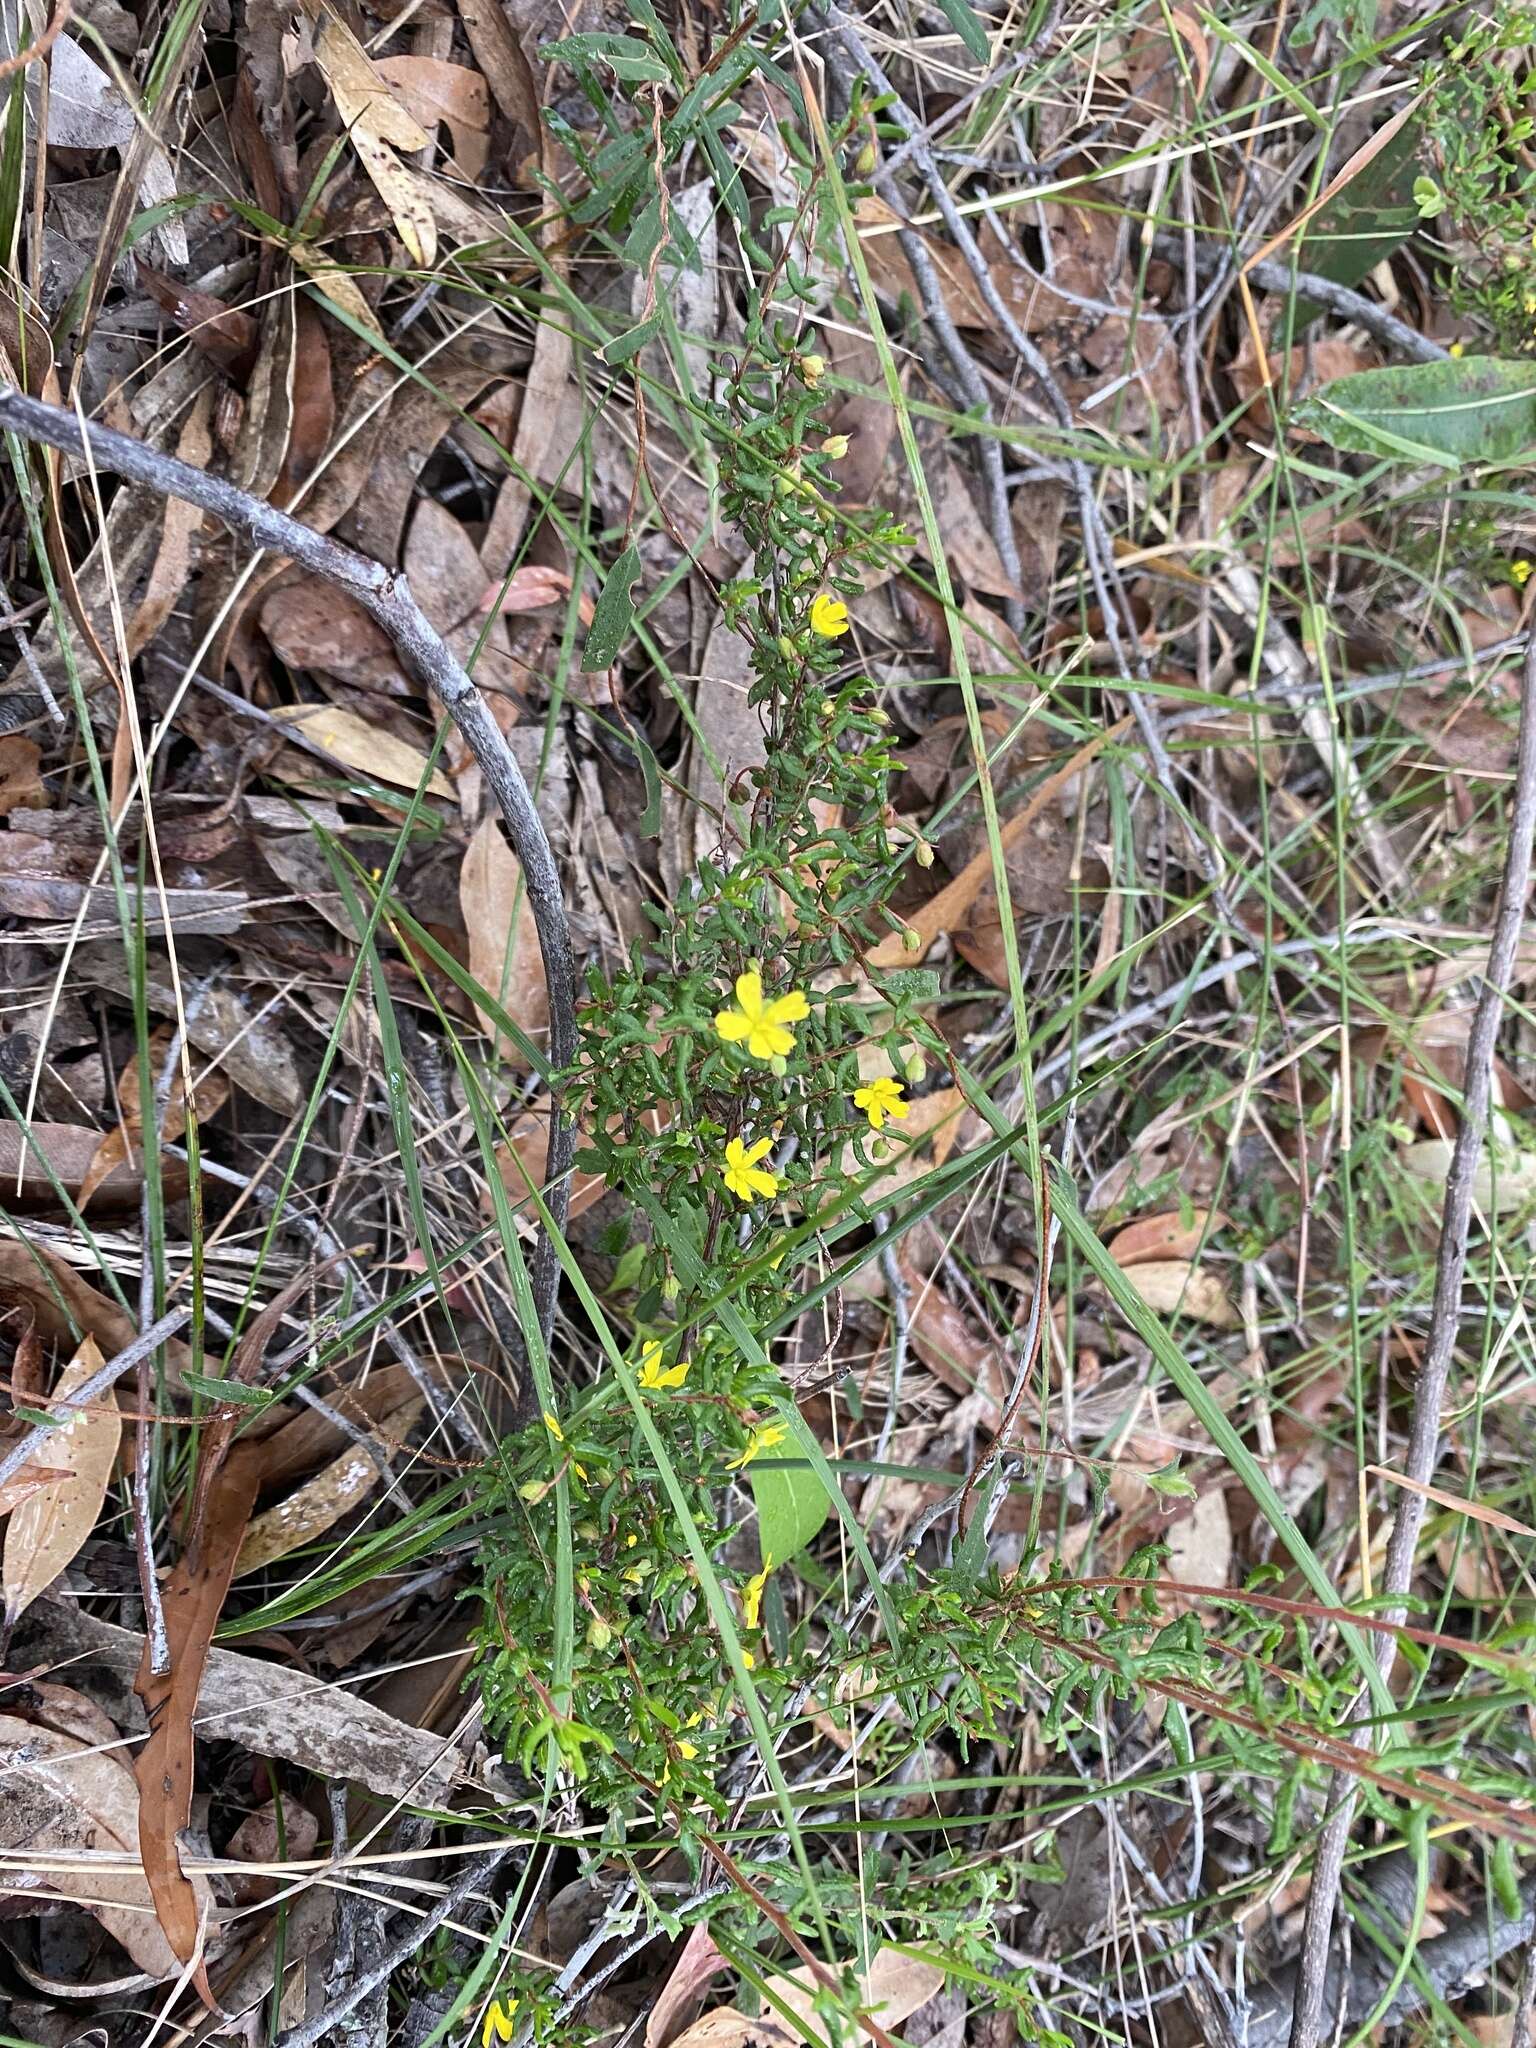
[0,383,578,1370]
[1152,234,1449,362]
[1288,631,1536,2047]
[274,1841,516,2048]
[0,1306,190,1490]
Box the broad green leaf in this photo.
[543,31,671,81]
[1293,356,1536,469]
[750,1457,830,1568]
[581,544,642,671]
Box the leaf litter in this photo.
[1,0,1534,2039]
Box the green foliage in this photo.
[1292,355,1536,468]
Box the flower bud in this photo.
[519,1477,552,1504]
[901,926,921,953]
[914,838,935,868]
[586,1615,613,1651]
[855,140,878,175]
[799,352,826,387]
[821,433,850,459]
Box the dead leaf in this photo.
[79,1029,229,1212]
[1401,1134,1536,1213]
[3,1336,123,1624]
[646,1923,730,2048]
[136,1445,262,1976]
[1367,1464,1536,1537]
[1116,1259,1237,1330]
[308,4,436,264]
[0,1119,188,1214]
[0,1237,193,1383]
[866,721,1129,968]
[0,736,45,816]
[671,1948,944,2048]
[235,1398,423,1576]
[461,813,550,1065]
[1383,687,1515,778]
[1106,1209,1229,1268]
[374,55,490,178]
[43,37,185,265]
[281,702,455,798]
[0,1706,213,1978]
[1165,1487,1232,1603]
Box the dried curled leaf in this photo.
[3,1336,123,1625]
[234,1397,423,1577]
[1115,1259,1237,1330]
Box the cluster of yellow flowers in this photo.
[711,971,909,1205]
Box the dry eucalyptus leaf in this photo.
[309,7,435,264]
[1117,1258,1237,1330]
[40,38,186,265]
[461,813,550,1066]
[669,1948,944,2048]
[1401,1135,1536,1214]
[234,1398,423,1577]
[0,1709,213,1979]
[281,703,455,799]
[1106,1208,1229,1268]
[3,1335,123,1624]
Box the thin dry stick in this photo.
[1288,630,1536,2048]
[0,383,578,1362]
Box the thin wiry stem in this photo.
[1288,629,1536,2047]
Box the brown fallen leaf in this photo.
[1106,1208,1230,1268]
[1366,1464,1536,1537]
[0,1237,193,1383]
[79,1028,229,1211]
[281,701,455,798]
[0,1704,215,1979]
[461,813,550,1065]
[136,1443,262,1983]
[0,1119,188,1214]
[646,1922,730,2048]
[0,735,44,816]
[308,3,435,264]
[374,54,491,178]
[3,1335,123,1625]
[234,1396,424,1576]
[670,1947,943,2048]
[1116,1258,1237,1330]
[866,720,1129,968]
[1382,686,1515,778]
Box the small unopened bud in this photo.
[586,1615,613,1651]
[519,1477,552,1504]
[778,634,798,660]
[854,139,878,175]
[799,352,826,387]
[821,433,850,459]
[901,926,922,954]
[914,838,935,868]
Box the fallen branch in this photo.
[1288,627,1536,2046]
[0,383,578,1372]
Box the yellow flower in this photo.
[638,1340,690,1391]
[743,1557,774,1630]
[727,1420,787,1471]
[1449,340,1464,357]
[809,592,849,638]
[800,352,826,386]
[482,1999,518,2048]
[853,1075,909,1131]
[542,1410,564,1443]
[722,1135,779,1202]
[1513,559,1533,587]
[714,970,809,1060]
[676,1738,699,1760]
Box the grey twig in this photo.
[1152,235,1449,364]
[274,1841,515,2048]
[1288,630,1536,2047]
[0,383,577,1369]
[0,1306,191,1490]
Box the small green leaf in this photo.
[751,1457,830,1568]
[602,311,663,366]
[543,31,671,81]
[930,0,989,62]
[1145,1462,1198,1500]
[1292,356,1536,469]
[182,1370,276,1409]
[1412,174,1444,217]
[581,545,642,672]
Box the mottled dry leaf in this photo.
[461,814,549,1065]
[0,1708,212,1978]
[374,54,490,176]
[670,1948,944,2048]
[282,702,455,798]
[1106,1208,1229,1268]
[1165,1487,1232,1602]
[310,6,435,264]
[0,1119,188,1213]
[3,1336,123,1623]
[1117,1259,1237,1330]
[645,1922,729,2048]
[1385,687,1515,777]
[0,736,43,816]
[234,1398,423,1577]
